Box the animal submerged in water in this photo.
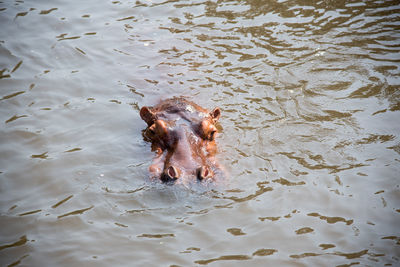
[140,97,223,184]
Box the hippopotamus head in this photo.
[140,97,222,184]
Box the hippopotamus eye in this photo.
[148,124,156,134]
[146,120,169,140]
[199,120,217,141]
[155,119,168,136]
[209,130,216,141]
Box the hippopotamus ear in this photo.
[210,107,221,122]
[140,106,156,126]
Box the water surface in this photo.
[1,0,399,266]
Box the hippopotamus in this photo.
[140,97,223,184]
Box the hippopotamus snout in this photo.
[140,97,222,184]
[159,125,216,182]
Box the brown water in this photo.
[1,0,399,266]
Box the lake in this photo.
[0,0,399,266]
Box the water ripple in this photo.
[0,0,399,266]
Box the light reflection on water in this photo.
[0,0,399,266]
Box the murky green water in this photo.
[1,0,399,266]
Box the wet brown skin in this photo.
[140,97,222,184]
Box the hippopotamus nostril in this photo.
[197,166,212,181]
[168,166,178,178]
[162,166,180,182]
